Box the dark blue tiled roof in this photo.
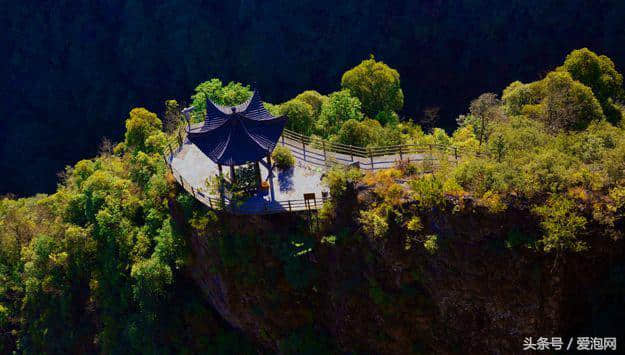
[187,91,286,166]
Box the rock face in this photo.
[177,198,624,354]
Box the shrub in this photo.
[406,216,423,232]
[533,196,587,252]
[281,99,315,135]
[423,235,438,254]
[272,146,295,171]
[359,209,388,239]
[409,175,445,209]
[335,119,377,147]
[323,167,363,200]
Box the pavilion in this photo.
[183,90,287,202]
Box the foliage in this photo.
[281,98,316,135]
[163,99,182,133]
[502,81,542,116]
[294,90,327,117]
[464,93,504,145]
[316,89,364,137]
[272,145,295,171]
[559,48,624,124]
[359,209,389,239]
[0,107,249,353]
[191,79,252,113]
[406,216,423,232]
[335,119,377,147]
[343,49,625,254]
[323,167,363,200]
[409,175,445,210]
[533,196,587,252]
[536,71,604,131]
[423,235,438,255]
[124,108,164,153]
[341,55,404,118]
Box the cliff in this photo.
[173,188,625,354]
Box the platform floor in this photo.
[170,139,328,211]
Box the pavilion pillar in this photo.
[254,161,262,189]
[230,165,236,184]
[266,154,275,202]
[217,164,225,204]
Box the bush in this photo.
[423,235,438,254]
[409,175,445,209]
[533,196,587,252]
[281,99,315,135]
[323,166,363,200]
[272,146,295,170]
[359,209,389,239]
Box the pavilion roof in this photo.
[186,90,287,166]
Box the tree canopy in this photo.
[341,56,404,118]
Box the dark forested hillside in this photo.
[3,0,625,195]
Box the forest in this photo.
[1,48,624,353]
[4,0,625,195]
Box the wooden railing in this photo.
[279,128,465,170]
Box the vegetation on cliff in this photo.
[0,108,254,353]
[1,48,625,353]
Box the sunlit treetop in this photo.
[341,55,404,118]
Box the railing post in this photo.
[209,198,213,209]
[282,135,285,146]
[454,147,458,163]
[288,200,292,212]
[429,144,433,173]
[322,141,327,165]
[191,186,195,197]
[399,145,403,161]
[302,136,306,161]
[368,147,374,169]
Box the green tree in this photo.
[191,79,252,112]
[501,81,542,116]
[316,90,363,137]
[467,93,504,145]
[124,108,164,153]
[294,90,327,117]
[559,48,624,124]
[341,55,404,118]
[335,119,376,146]
[538,71,604,131]
[280,99,315,135]
[163,99,181,133]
